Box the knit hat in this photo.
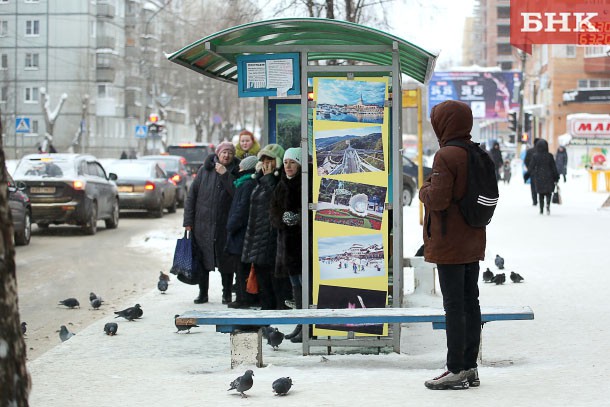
[239,155,258,171]
[257,143,285,169]
[215,141,235,156]
[283,147,302,166]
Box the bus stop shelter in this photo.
[168,18,437,354]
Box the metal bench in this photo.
[176,305,534,368]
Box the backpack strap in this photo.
[439,139,474,235]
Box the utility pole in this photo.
[516,51,527,158]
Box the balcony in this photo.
[96,35,115,50]
[126,105,143,119]
[96,67,115,82]
[584,55,610,74]
[97,3,115,18]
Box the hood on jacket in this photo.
[535,139,549,153]
[430,100,473,146]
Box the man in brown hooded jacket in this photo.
[419,100,485,390]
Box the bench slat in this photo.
[177,306,533,328]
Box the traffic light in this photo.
[521,132,529,143]
[509,134,516,143]
[508,111,517,132]
[524,112,533,133]
[146,113,164,135]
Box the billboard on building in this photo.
[428,71,523,120]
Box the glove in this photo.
[282,211,300,226]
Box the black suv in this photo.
[166,143,214,176]
[7,173,32,245]
[13,154,120,235]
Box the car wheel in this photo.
[15,210,32,246]
[178,188,187,208]
[149,197,164,218]
[167,195,177,214]
[83,201,98,235]
[105,198,119,229]
[402,187,413,207]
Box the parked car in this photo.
[139,155,192,207]
[402,172,417,206]
[103,159,177,217]
[166,143,214,176]
[12,154,119,235]
[403,155,432,189]
[7,173,32,245]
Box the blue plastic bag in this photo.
[170,231,198,285]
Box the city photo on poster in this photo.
[316,284,387,335]
[317,234,385,280]
[315,126,384,175]
[315,78,386,124]
[315,178,386,230]
[276,102,301,149]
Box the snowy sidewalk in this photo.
[27,171,610,406]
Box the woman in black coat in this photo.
[555,146,568,183]
[529,139,559,215]
[183,141,240,304]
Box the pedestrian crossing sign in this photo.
[16,117,31,134]
[135,125,148,139]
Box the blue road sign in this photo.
[16,117,31,134]
[135,125,148,139]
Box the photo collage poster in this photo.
[311,77,390,337]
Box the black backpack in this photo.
[445,140,499,227]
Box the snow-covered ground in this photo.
[27,171,610,406]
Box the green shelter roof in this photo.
[167,18,437,85]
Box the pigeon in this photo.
[495,254,505,270]
[174,314,198,333]
[510,271,524,283]
[21,321,27,335]
[159,271,170,282]
[267,327,285,350]
[482,268,494,283]
[157,279,168,294]
[492,273,506,285]
[104,322,118,336]
[91,297,103,310]
[261,326,274,340]
[89,292,98,302]
[114,304,142,321]
[272,377,293,396]
[228,369,254,398]
[59,325,75,342]
[59,298,80,308]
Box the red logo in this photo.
[510,0,610,54]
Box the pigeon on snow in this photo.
[510,271,524,283]
[267,327,285,350]
[261,326,274,340]
[59,325,75,342]
[59,298,80,309]
[104,322,118,336]
[228,369,254,398]
[174,314,199,333]
[157,279,168,294]
[159,271,170,281]
[495,254,505,270]
[272,377,293,396]
[91,297,103,310]
[114,304,142,321]
[492,273,506,285]
[482,268,494,283]
[21,321,27,335]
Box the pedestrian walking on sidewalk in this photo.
[555,145,568,183]
[419,100,484,390]
[529,139,559,215]
[183,141,240,305]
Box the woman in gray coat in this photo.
[183,141,240,304]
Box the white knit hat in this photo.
[283,147,302,166]
[239,155,258,171]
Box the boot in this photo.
[221,272,233,305]
[290,326,303,343]
[546,204,550,215]
[194,275,209,304]
[285,324,302,340]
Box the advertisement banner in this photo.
[311,76,390,337]
[428,71,522,120]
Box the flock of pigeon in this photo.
[228,369,293,397]
[482,254,525,285]
[43,272,174,343]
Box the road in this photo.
[15,209,184,360]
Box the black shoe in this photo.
[546,205,550,215]
[285,324,302,340]
[290,329,303,343]
[227,301,250,309]
[222,295,232,305]
[194,295,208,304]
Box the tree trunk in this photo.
[325,0,335,19]
[0,110,30,405]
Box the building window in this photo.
[584,46,609,58]
[1,54,7,69]
[566,45,576,58]
[25,20,40,36]
[0,0,8,4]
[497,6,510,19]
[577,79,610,89]
[497,43,512,55]
[25,0,40,3]
[0,20,8,37]
[24,87,39,102]
[31,119,38,133]
[497,25,510,38]
[1,86,7,102]
[25,53,39,69]
[500,61,513,70]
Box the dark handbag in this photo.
[552,185,562,205]
[170,231,199,285]
[523,171,530,183]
